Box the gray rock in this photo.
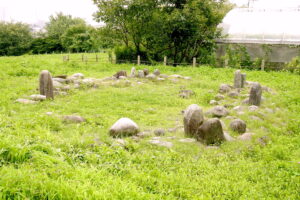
[196,118,226,145]
[183,104,204,137]
[224,132,235,141]
[184,77,191,80]
[209,106,229,118]
[53,81,63,88]
[114,70,127,79]
[159,74,169,78]
[157,78,165,81]
[146,74,156,79]
[249,105,259,112]
[215,94,225,100]
[179,138,196,143]
[154,129,166,136]
[53,78,69,84]
[16,98,37,104]
[230,119,246,134]
[238,133,254,141]
[249,82,262,106]
[138,70,145,78]
[153,69,160,76]
[109,118,139,137]
[63,115,86,123]
[169,74,183,79]
[137,131,152,138]
[219,84,231,94]
[30,94,46,101]
[228,91,239,98]
[149,140,173,148]
[61,85,71,91]
[70,73,84,79]
[233,106,243,112]
[179,90,195,99]
[242,98,250,105]
[143,69,149,76]
[262,86,272,92]
[210,100,219,105]
[130,67,136,77]
[241,73,247,88]
[119,76,127,80]
[234,70,242,88]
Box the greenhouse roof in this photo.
[218,8,300,45]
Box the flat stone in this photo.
[53,78,69,83]
[224,132,235,141]
[210,100,219,105]
[215,94,225,100]
[169,74,183,79]
[179,138,196,143]
[238,133,254,141]
[249,105,259,112]
[53,81,63,88]
[228,91,239,98]
[16,99,37,104]
[184,77,191,80]
[149,140,173,148]
[146,74,156,79]
[70,73,84,79]
[157,78,165,81]
[30,94,46,101]
[63,115,86,123]
[154,129,166,136]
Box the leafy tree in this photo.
[93,0,232,64]
[0,22,33,56]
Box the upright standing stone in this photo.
[153,69,160,76]
[130,67,136,77]
[234,70,242,89]
[249,82,262,106]
[183,104,204,138]
[143,69,149,76]
[196,118,225,145]
[39,70,54,99]
[241,73,247,88]
[138,70,145,78]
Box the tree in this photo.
[93,0,232,64]
[0,22,33,56]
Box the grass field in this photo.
[0,53,299,199]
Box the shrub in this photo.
[285,56,300,74]
[114,46,149,64]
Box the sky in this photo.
[0,0,300,26]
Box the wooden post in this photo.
[261,59,265,71]
[164,56,167,66]
[137,55,141,65]
[82,54,84,62]
[193,57,197,67]
[96,54,98,62]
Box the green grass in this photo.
[0,53,299,199]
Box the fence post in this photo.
[261,59,265,71]
[193,57,197,67]
[82,54,84,62]
[137,55,141,65]
[96,54,98,62]
[164,56,167,66]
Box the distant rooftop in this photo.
[219,8,300,45]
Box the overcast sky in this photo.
[0,0,300,26]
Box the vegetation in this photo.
[0,54,299,199]
[93,0,232,64]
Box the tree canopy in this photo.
[93,0,232,64]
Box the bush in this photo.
[115,46,149,64]
[285,56,300,74]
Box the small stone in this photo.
[46,112,53,116]
[179,90,195,99]
[16,99,37,104]
[250,116,262,121]
[53,78,69,84]
[109,118,139,137]
[179,138,196,143]
[184,77,191,80]
[249,105,259,112]
[238,133,254,141]
[215,94,225,100]
[149,140,173,148]
[265,108,274,113]
[224,132,235,141]
[219,84,231,94]
[119,76,127,80]
[153,69,160,76]
[154,129,166,136]
[157,78,165,81]
[169,74,183,79]
[137,131,152,138]
[209,106,229,118]
[228,91,239,98]
[210,100,219,105]
[63,115,86,124]
[61,85,71,91]
[30,94,46,101]
[146,74,156,79]
[230,119,247,134]
[233,106,243,112]
[114,70,127,79]
[257,136,270,146]
[242,98,250,104]
[143,69,149,76]
[70,73,84,79]
[159,74,169,78]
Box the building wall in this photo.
[216,43,300,63]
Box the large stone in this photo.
[196,118,226,145]
[146,74,156,79]
[53,78,69,84]
[109,118,139,137]
[219,84,231,94]
[153,69,160,76]
[183,104,204,137]
[241,73,247,88]
[39,70,54,99]
[234,70,242,89]
[16,98,37,105]
[130,67,136,77]
[210,106,229,118]
[249,82,262,106]
[230,119,246,134]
